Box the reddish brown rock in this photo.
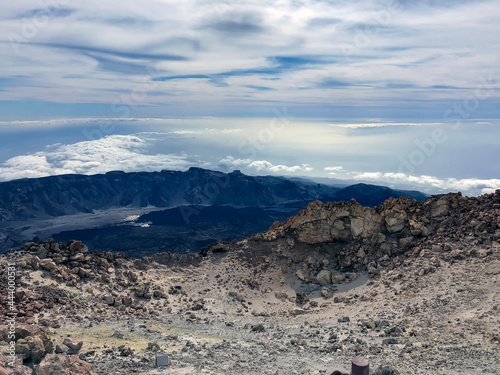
[0,325,53,363]
[35,354,97,375]
[62,337,83,353]
[0,355,32,375]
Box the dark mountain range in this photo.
[0,168,428,254]
[0,168,341,222]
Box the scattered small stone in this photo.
[111,330,124,339]
[296,292,310,305]
[373,363,400,375]
[147,342,160,352]
[251,324,266,332]
[62,337,83,354]
[331,272,344,284]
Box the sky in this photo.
[0,0,499,196]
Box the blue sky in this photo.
[0,0,499,195]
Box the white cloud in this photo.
[219,156,313,174]
[481,187,497,195]
[0,118,245,134]
[0,134,195,181]
[351,171,500,197]
[0,118,164,130]
[322,166,500,196]
[324,166,343,172]
[218,156,253,169]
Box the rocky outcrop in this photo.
[0,355,32,375]
[281,200,385,244]
[204,190,500,280]
[0,239,179,325]
[0,325,54,363]
[384,210,407,233]
[0,325,93,374]
[34,354,97,375]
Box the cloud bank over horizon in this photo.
[0,134,198,181]
[0,131,498,197]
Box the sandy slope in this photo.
[1,241,498,374]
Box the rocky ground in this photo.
[1,191,499,374]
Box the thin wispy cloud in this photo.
[329,122,444,129]
[0,0,498,117]
[0,117,164,131]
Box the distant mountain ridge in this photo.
[334,183,428,207]
[0,168,427,223]
[0,168,336,222]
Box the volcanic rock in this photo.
[34,354,97,375]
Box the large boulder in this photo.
[295,264,311,282]
[296,221,335,244]
[286,200,385,244]
[331,271,344,284]
[315,270,331,286]
[349,205,384,239]
[16,336,47,362]
[384,210,408,233]
[431,197,449,218]
[290,201,352,243]
[69,241,89,254]
[0,325,53,363]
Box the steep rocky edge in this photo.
[0,191,498,374]
[204,191,499,277]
